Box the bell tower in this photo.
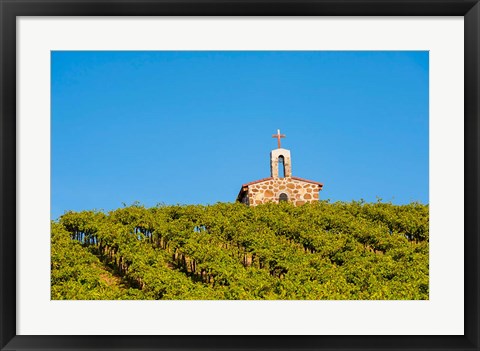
[270,129,292,178]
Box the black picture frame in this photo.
[1,1,479,350]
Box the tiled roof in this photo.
[291,176,324,186]
[239,176,323,190]
[241,177,273,187]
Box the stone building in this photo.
[236,130,323,206]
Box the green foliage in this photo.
[51,201,429,300]
[51,222,142,299]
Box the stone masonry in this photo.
[236,136,323,206]
[238,176,322,206]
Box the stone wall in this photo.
[247,177,320,206]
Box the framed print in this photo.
[1,0,479,350]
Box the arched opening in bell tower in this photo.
[278,155,285,178]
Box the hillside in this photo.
[51,201,429,300]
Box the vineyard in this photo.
[51,201,429,300]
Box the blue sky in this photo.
[51,51,429,219]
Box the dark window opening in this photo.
[279,193,288,202]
